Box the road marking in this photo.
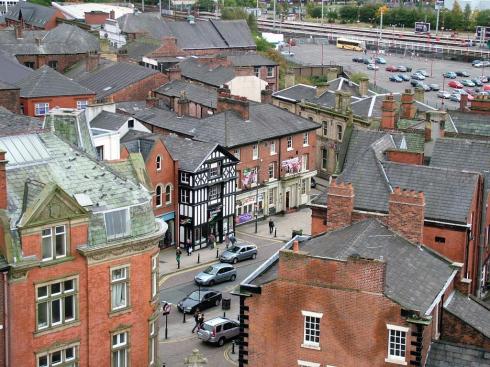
[224,344,239,366]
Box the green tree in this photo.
[450,0,464,30]
[475,9,490,26]
[350,71,368,84]
[359,4,378,23]
[327,8,338,22]
[309,6,323,18]
[339,5,358,22]
[247,13,258,34]
[221,7,248,20]
[463,3,472,30]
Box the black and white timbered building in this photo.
[161,135,238,249]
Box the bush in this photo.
[339,5,358,22]
[350,72,368,84]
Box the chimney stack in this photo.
[460,93,469,112]
[359,76,369,97]
[0,150,7,210]
[326,179,354,232]
[168,66,181,81]
[381,94,397,130]
[261,85,272,104]
[316,83,328,97]
[146,91,158,108]
[109,10,115,19]
[292,240,299,253]
[176,91,190,117]
[388,187,425,244]
[14,25,22,39]
[414,87,425,103]
[216,92,250,120]
[86,51,100,72]
[400,89,416,119]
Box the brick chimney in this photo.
[424,110,446,157]
[292,240,299,253]
[460,93,469,112]
[146,91,158,108]
[400,89,416,119]
[388,187,425,244]
[326,179,354,232]
[414,87,425,103]
[168,66,181,81]
[216,92,250,120]
[0,150,8,210]
[261,85,272,104]
[86,52,99,72]
[176,91,190,117]
[381,94,397,130]
[14,25,22,39]
[359,76,369,97]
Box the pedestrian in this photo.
[208,233,215,250]
[268,218,275,234]
[224,234,230,249]
[176,247,182,268]
[229,234,236,246]
[192,309,200,333]
[186,238,192,256]
[198,313,205,330]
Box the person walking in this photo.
[208,233,215,250]
[192,309,201,333]
[198,313,205,330]
[268,218,275,234]
[186,238,192,256]
[229,233,236,246]
[176,247,182,269]
[224,234,230,249]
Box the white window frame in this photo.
[254,66,260,77]
[181,189,190,204]
[156,155,162,171]
[268,162,275,180]
[155,185,163,208]
[149,319,157,366]
[165,184,172,205]
[301,179,307,194]
[41,225,67,261]
[301,154,308,172]
[322,121,328,137]
[252,144,259,160]
[181,172,189,184]
[298,361,320,367]
[104,208,130,241]
[233,149,240,160]
[321,148,328,170]
[76,100,88,110]
[385,324,409,366]
[35,102,49,116]
[337,124,343,141]
[209,185,219,201]
[112,331,129,367]
[303,132,309,146]
[151,254,158,300]
[37,344,78,367]
[267,66,274,77]
[268,188,275,206]
[111,266,129,311]
[287,136,293,150]
[209,162,221,178]
[270,140,276,155]
[301,310,323,350]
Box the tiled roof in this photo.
[5,1,56,28]
[117,12,173,39]
[0,50,32,85]
[116,101,148,115]
[90,111,129,131]
[228,53,277,67]
[179,59,235,87]
[431,138,490,172]
[122,37,161,59]
[272,84,316,102]
[337,127,478,224]
[426,341,490,367]
[77,62,159,100]
[154,79,218,108]
[448,110,490,137]
[444,291,490,338]
[209,19,255,48]
[252,219,454,313]
[0,23,99,56]
[0,107,43,136]
[193,103,319,147]
[16,65,94,98]
[132,107,198,137]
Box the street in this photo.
[157,232,287,366]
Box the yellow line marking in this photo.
[223,344,238,366]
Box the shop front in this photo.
[236,191,265,225]
[160,211,176,248]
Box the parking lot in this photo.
[285,41,490,109]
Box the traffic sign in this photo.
[162,302,171,315]
[415,22,430,34]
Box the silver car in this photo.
[194,263,236,286]
[220,244,257,264]
[197,317,240,346]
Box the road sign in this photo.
[162,302,171,315]
[415,22,431,34]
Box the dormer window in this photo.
[41,225,67,261]
[105,208,130,241]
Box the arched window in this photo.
[156,156,162,171]
[155,185,163,207]
[165,185,172,204]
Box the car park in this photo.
[450,94,461,102]
[398,74,410,81]
[456,71,470,77]
[472,78,483,87]
[197,317,240,346]
[396,65,408,72]
[429,84,440,91]
[480,76,489,83]
[389,75,403,82]
[461,79,475,87]
[472,60,482,66]
[220,244,258,264]
[418,83,431,91]
[443,71,457,79]
[194,263,236,286]
[367,63,379,70]
[375,57,387,64]
[437,91,451,99]
[474,62,484,68]
[483,61,490,67]
[280,51,295,57]
[385,65,398,72]
[448,80,463,89]
[177,289,222,314]
[485,85,490,91]
[411,73,425,80]
[410,79,422,87]
[362,57,373,64]
[415,69,429,77]
[352,57,363,63]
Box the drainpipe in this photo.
[4,271,9,367]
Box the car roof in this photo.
[211,263,235,269]
[204,317,237,326]
[190,288,218,295]
[234,243,256,248]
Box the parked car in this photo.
[220,244,258,264]
[456,71,470,77]
[177,289,222,314]
[473,62,484,68]
[375,56,387,64]
[418,82,431,91]
[480,76,489,83]
[352,57,363,63]
[485,85,490,91]
[450,94,461,102]
[194,263,236,286]
[483,61,490,67]
[367,63,379,70]
[197,317,240,346]
[410,79,422,87]
[280,51,295,57]
[385,65,398,72]
[429,83,440,91]
[443,71,457,79]
[411,73,425,80]
[398,74,410,81]
[437,91,451,99]
[448,80,464,89]
[389,75,403,82]
[472,59,482,66]
[472,78,483,87]
[362,57,373,64]
[415,69,429,77]
[396,65,408,72]
[461,79,475,87]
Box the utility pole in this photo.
[273,0,276,29]
[435,5,441,35]
[142,0,144,12]
[321,0,324,25]
[159,0,162,16]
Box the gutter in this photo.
[424,269,458,317]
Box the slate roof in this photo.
[132,107,198,137]
[336,127,478,224]
[431,138,490,172]
[252,219,454,313]
[154,79,218,109]
[90,111,129,131]
[272,84,317,102]
[209,19,255,48]
[16,65,94,98]
[122,37,161,60]
[193,103,319,147]
[76,62,159,100]
[117,12,173,39]
[0,107,43,136]
[179,59,235,87]
[444,291,490,338]
[0,23,99,56]
[448,110,490,137]
[115,101,148,115]
[228,53,278,67]
[327,77,376,97]
[5,1,56,28]
[426,341,490,367]
[0,50,32,85]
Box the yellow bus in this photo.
[336,38,366,52]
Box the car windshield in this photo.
[188,291,204,301]
[203,266,218,275]
[228,246,242,253]
[202,323,214,332]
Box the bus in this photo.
[336,38,366,52]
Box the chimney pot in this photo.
[292,240,299,253]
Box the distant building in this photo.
[4,1,63,30]
[51,1,134,23]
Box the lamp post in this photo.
[254,146,261,234]
[321,0,324,25]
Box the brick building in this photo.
[0,24,100,72]
[0,109,166,366]
[236,189,490,366]
[0,81,19,113]
[4,1,62,30]
[16,65,95,117]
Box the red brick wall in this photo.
[0,88,20,113]
[388,188,425,244]
[21,95,95,117]
[108,73,168,103]
[16,54,91,73]
[84,12,109,25]
[0,271,5,367]
[423,226,466,263]
[254,65,279,92]
[311,207,327,236]
[441,309,490,349]
[385,150,423,165]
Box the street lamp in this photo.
[321,0,324,25]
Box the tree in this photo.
[450,0,464,30]
[339,5,358,23]
[350,71,368,84]
[463,3,472,31]
[475,9,490,27]
[359,4,378,23]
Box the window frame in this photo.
[37,343,79,367]
[385,324,409,365]
[287,136,293,150]
[233,149,240,160]
[151,254,158,300]
[155,185,163,208]
[337,124,343,141]
[209,185,220,201]
[110,265,130,312]
[35,102,49,116]
[104,208,131,241]
[181,172,189,184]
[148,318,158,366]
[76,100,88,110]
[180,189,190,204]
[268,162,275,180]
[301,310,323,350]
[298,361,321,367]
[254,66,260,77]
[209,162,221,178]
[156,155,162,171]
[322,121,328,137]
[301,154,308,172]
[252,144,259,160]
[111,330,129,367]
[321,148,328,170]
[165,184,172,205]
[267,66,274,78]
[41,225,67,262]
[303,132,309,146]
[270,140,276,155]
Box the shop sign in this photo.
[208,206,222,219]
[281,157,301,173]
[180,218,191,225]
[236,212,253,224]
[242,168,257,188]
